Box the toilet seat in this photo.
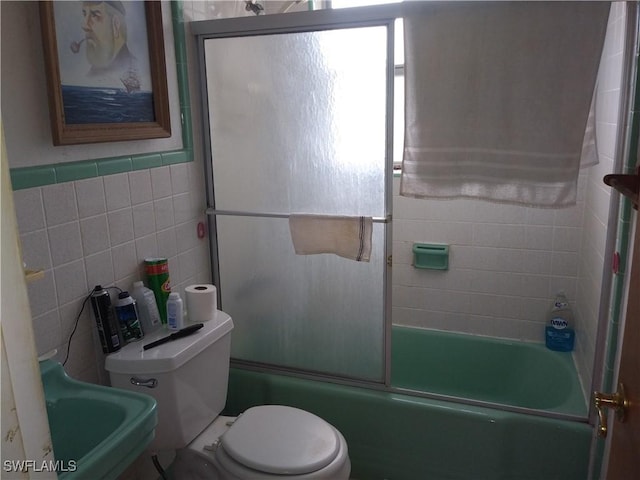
[176,405,350,479]
[218,405,341,475]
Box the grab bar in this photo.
[205,208,391,223]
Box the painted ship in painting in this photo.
[120,70,141,93]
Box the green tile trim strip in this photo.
[9,166,57,190]
[171,0,194,160]
[97,156,133,176]
[604,50,640,391]
[55,160,99,183]
[162,150,190,165]
[10,0,193,191]
[132,153,163,170]
[591,29,640,480]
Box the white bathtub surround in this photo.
[401,2,609,207]
[393,2,627,403]
[392,175,586,342]
[14,163,211,384]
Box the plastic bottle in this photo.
[145,258,171,325]
[167,292,184,331]
[545,292,575,352]
[114,291,144,342]
[131,281,162,335]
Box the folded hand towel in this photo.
[289,214,373,262]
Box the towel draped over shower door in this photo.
[400,2,611,207]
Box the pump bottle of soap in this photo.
[545,292,575,352]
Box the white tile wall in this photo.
[80,215,110,255]
[75,177,106,217]
[391,3,626,403]
[16,164,211,384]
[129,170,153,205]
[107,209,134,245]
[42,183,78,226]
[104,173,132,211]
[392,173,590,342]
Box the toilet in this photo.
[104,311,350,479]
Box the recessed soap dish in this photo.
[412,243,449,270]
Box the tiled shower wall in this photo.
[392,175,588,340]
[14,164,210,384]
[392,2,626,398]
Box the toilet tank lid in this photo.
[105,311,233,374]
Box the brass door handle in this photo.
[593,383,628,438]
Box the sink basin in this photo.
[40,360,157,480]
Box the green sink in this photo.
[40,360,157,480]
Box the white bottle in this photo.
[166,292,184,331]
[131,281,162,334]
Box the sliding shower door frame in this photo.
[194,4,400,388]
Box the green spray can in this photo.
[145,258,171,324]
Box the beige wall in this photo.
[0,1,182,168]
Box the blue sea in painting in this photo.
[62,85,154,124]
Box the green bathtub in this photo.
[391,325,588,416]
[225,326,593,479]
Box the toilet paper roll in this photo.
[185,284,218,322]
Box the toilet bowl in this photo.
[105,311,350,479]
[173,407,350,479]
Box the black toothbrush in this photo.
[143,323,204,351]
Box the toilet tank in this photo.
[105,311,233,450]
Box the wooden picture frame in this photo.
[39,1,171,146]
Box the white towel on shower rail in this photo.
[289,214,373,262]
[400,1,609,207]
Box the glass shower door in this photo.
[200,20,392,382]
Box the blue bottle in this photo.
[114,291,144,343]
[545,292,575,352]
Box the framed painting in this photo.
[39,1,171,145]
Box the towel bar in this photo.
[205,208,391,223]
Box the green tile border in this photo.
[604,50,640,388]
[9,166,57,189]
[591,28,640,480]
[10,1,193,191]
[132,153,163,170]
[55,160,99,183]
[162,150,190,165]
[97,156,134,176]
